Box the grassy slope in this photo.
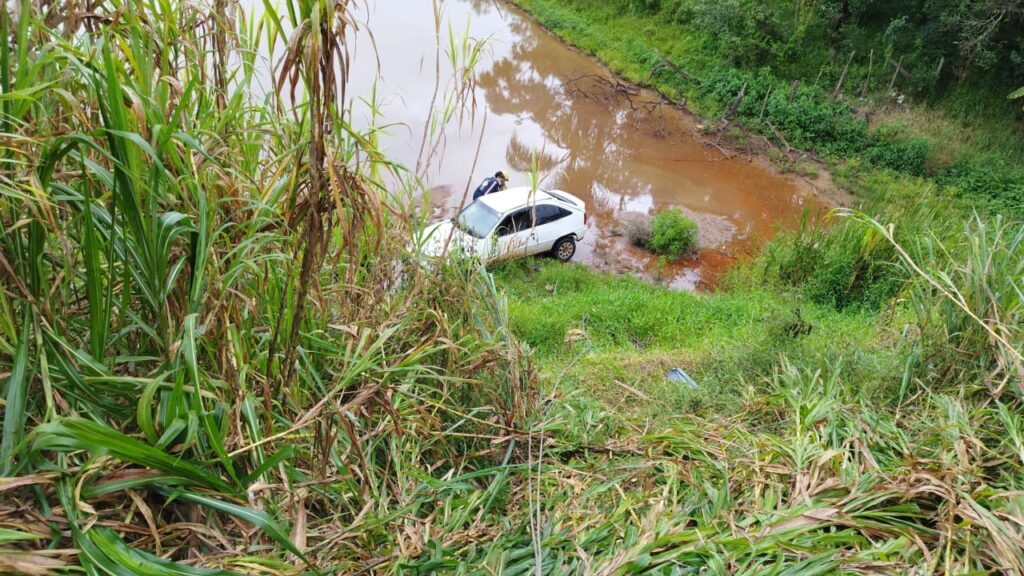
[495,259,899,431]
[480,181,1023,570]
[482,223,1023,571]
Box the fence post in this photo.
[830,50,855,102]
[888,56,904,92]
[861,49,873,96]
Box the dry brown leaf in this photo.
[564,328,587,345]
[0,475,57,493]
[0,550,68,576]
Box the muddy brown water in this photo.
[266,0,825,289]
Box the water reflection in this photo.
[345,0,820,288]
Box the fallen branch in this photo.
[717,82,747,137]
[660,94,686,109]
[704,139,736,159]
[888,57,913,80]
[650,49,699,84]
[562,74,662,111]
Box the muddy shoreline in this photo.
[350,0,839,291]
[485,0,847,290]
[498,0,847,289]
[503,0,843,206]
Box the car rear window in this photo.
[534,204,572,226]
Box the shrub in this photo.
[621,212,653,247]
[696,68,947,182]
[648,208,698,257]
[756,210,900,310]
[938,161,1024,214]
[754,193,953,310]
[863,136,931,176]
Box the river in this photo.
[254,0,824,289]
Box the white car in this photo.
[419,186,587,264]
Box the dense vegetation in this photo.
[494,215,1024,570]
[0,0,530,573]
[513,0,1024,214]
[490,158,1024,574]
[1,0,1023,574]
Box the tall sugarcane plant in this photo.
[0,0,528,572]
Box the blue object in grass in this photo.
[667,368,698,389]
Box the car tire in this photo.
[551,236,576,262]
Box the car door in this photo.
[492,208,534,260]
[527,203,574,254]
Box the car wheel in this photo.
[552,236,576,262]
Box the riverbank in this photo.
[438,1,849,291]
[508,0,1024,215]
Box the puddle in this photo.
[252,0,825,290]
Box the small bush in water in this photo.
[648,208,698,257]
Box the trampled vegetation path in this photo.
[1,0,1023,575]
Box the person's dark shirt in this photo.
[472,177,505,200]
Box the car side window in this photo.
[534,204,571,226]
[496,209,534,237]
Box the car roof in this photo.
[478,187,559,214]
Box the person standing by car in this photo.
[472,171,509,200]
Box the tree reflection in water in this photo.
[355,0,821,288]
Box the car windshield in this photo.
[455,201,502,239]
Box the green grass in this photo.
[484,189,1023,572]
[484,216,1024,571]
[493,258,902,426]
